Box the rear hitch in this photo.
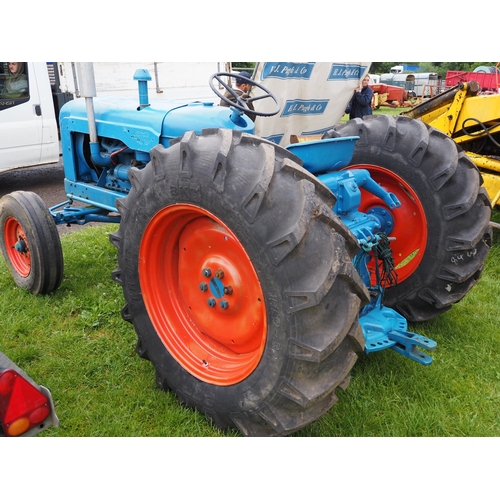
[359,291,437,366]
[353,230,437,365]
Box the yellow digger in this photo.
[402,80,500,209]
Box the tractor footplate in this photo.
[359,301,437,366]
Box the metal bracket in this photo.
[359,295,437,366]
[50,199,121,226]
[386,329,437,366]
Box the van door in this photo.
[0,62,59,173]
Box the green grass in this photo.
[1,212,500,437]
[373,106,412,116]
[340,106,411,122]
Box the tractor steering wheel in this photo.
[209,72,280,117]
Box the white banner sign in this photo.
[252,62,370,147]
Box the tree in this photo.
[231,62,256,71]
[369,62,393,74]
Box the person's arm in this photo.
[354,88,373,106]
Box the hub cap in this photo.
[139,204,267,385]
[4,217,31,277]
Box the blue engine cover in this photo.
[59,96,255,155]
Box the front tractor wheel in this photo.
[111,129,369,436]
[0,191,63,294]
[326,114,492,322]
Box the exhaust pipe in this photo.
[76,62,111,167]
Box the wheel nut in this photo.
[202,268,212,277]
[199,282,208,292]
[214,269,224,279]
[223,286,233,295]
[220,300,229,310]
[207,298,216,307]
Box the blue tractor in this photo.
[0,66,492,436]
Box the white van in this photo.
[0,62,60,173]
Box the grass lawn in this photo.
[1,211,499,438]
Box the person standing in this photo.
[345,75,373,120]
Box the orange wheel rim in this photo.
[348,165,428,285]
[4,217,31,277]
[139,204,267,386]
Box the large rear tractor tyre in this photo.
[110,129,369,436]
[0,191,63,295]
[325,114,492,322]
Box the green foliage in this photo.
[231,62,256,71]
[419,62,499,77]
[369,62,413,74]
[1,213,499,437]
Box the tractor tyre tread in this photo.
[326,115,492,322]
[111,128,369,436]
